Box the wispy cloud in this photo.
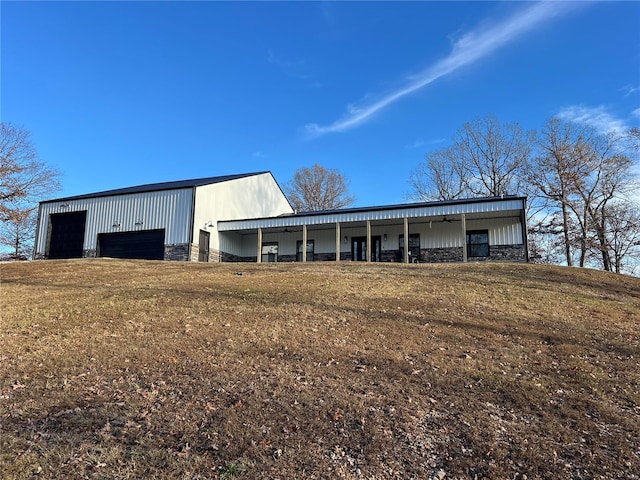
[405,140,426,149]
[404,138,446,149]
[556,105,629,135]
[252,151,268,159]
[631,107,640,119]
[623,85,640,97]
[304,1,577,138]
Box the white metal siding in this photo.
[240,234,258,257]
[193,173,293,252]
[225,215,523,258]
[35,189,193,256]
[219,232,243,257]
[218,199,525,231]
[472,217,523,245]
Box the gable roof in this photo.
[42,171,270,203]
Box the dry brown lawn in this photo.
[1,259,639,479]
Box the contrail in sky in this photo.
[304,1,580,138]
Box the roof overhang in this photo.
[40,171,271,203]
[218,196,526,232]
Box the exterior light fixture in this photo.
[135,220,144,226]
[344,235,348,244]
[112,222,120,228]
[60,203,70,208]
[383,233,387,241]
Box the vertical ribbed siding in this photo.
[221,215,523,260]
[217,199,525,231]
[35,189,194,256]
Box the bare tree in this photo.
[0,122,60,258]
[456,116,535,197]
[527,213,574,265]
[284,164,355,212]
[603,200,640,274]
[530,119,586,266]
[409,146,466,201]
[581,151,634,271]
[0,206,37,260]
[626,126,640,154]
[409,116,534,201]
[530,118,637,271]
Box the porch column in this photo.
[404,217,409,264]
[302,224,308,263]
[335,222,341,262]
[520,205,529,263]
[461,213,467,263]
[257,227,263,263]
[366,219,371,262]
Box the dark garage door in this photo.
[48,211,87,259]
[98,229,165,260]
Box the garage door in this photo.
[49,211,87,259]
[98,229,165,260]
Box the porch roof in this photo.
[218,196,526,232]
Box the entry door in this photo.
[351,236,381,262]
[199,230,210,262]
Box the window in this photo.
[261,242,278,262]
[296,240,314,261]
[466,230,489,257]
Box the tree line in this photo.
[409,115,640,274]
[2,117,638,275]
[0,122,60,260]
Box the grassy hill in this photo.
[1,260,639,479]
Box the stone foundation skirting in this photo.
[164,243,190,261]
[186,247,224,263]
[316,252,337,261]
[381,250,400,262]
[220,251,256,262]
[422,247,464,263]
[276,253,340,262]
[489,244,526,262]
[188,243,200,262]
[37,243,526,263]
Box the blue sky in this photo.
[2,1,639,207]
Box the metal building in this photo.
[35,172,528,264]
[34,172,293,261]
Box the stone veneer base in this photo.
[37,243,526,263]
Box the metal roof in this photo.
[42,171,270,203]
[218,196,526,231]
[291,195,526,217]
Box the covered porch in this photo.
[216,197,528,264]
